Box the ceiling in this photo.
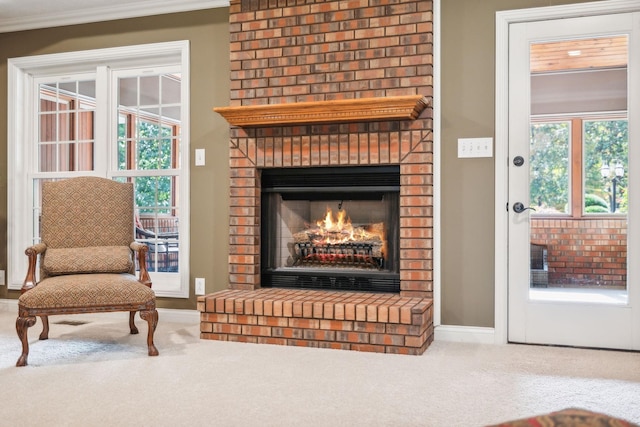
[0,0,228,33]
[531,36,628,73]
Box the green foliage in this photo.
[530,119,628,215]
[118,119,175,214]
[585,205,610,213]
[530,122,570,213]
[583,120,628,213]
[584,193,609,212]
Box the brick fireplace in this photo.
[198,0,435,354]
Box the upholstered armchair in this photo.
[16,177,159,367]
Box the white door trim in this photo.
[495,0,640,345]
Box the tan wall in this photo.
[0,9,231,309]
[0,0,610,321]
[440,0,601,326]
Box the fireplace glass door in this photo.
[261,166,400,293]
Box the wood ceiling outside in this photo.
[530,36,628,73]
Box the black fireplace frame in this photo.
[260,165,401,293]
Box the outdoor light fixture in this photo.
[600,161,625,212]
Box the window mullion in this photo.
[571,118,583,217]
[94,65,110,176]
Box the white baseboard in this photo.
[0,298,199,323]
[157,308,200,323]
[435,324,496,344]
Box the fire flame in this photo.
[311,207,381,245]
[317,209,352,234]
[292,206,388,267]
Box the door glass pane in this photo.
[584,119,628,214]
[529,36,628,303]
[530,121,570,214]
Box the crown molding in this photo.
[214,95,429,127]
[0,0,230,34]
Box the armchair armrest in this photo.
[130,242,152,288]
[22,243,47,294]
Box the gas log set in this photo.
[261,166,400,293]
[292,208,386,270]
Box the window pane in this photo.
[76,142,94,171]
[164,106,181,122]
[140,75,160,106]
[117,73,181,172]
[39,113,57,142]
[57,112,73,141]
[77,111,95,141]
[119,77,138,107]
[133,176,179,273]
[39,144,57,173]
[584,119,628,214]
[135,176,174,215]
[116,72,182,276]
[38,80,96,172]
[161,74,181,104]
[137,121,174,170]
[530,122,571,214]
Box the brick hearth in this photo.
[201,0,435,355]
[198,288,433,354]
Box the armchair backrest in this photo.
[41,177,135,249]
[38,177,137,280]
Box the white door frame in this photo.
[495,0,640,345]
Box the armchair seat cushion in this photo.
[19,274,155,310]
[42,246,134,276]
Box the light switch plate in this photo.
[457,137,493,158]
[195,149,205,166]
[195,278,205,295]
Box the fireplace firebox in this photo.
[261,166,400,293]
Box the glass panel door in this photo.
[508,13,639,350]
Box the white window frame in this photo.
[7,41,190,298]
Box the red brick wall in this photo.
[531,218,627,288]
[225,0,434,298]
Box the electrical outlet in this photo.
[0,270,4,286]
[195,277,205,295]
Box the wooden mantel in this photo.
[213,95,428,127]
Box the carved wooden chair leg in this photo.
[140,309,159,356]
[16,316,37,367]
[39,315,50,340]
[129,311,139,334]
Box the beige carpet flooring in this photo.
[1,301,639,427]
